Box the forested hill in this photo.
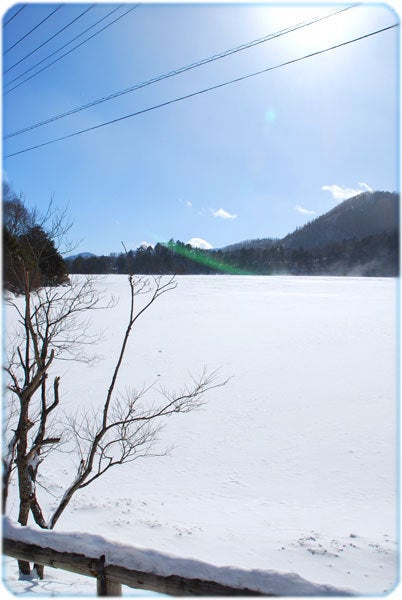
[66,191,399,277]
[281,191,399,251]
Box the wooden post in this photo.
[96,554,122,597]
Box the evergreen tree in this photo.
[3,189,69,293]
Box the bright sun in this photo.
[255,4,359,55]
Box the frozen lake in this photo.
[4,275,398,596]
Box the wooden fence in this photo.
[3,536,265,596]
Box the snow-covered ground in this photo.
[3,275,399,597]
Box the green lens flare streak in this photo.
[163,242,253,275]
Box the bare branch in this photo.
[4,220,230,548]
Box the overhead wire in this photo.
[4,3,357,138]
[3,4,124,85]
[4,4,96,74]
[5,3,124,85]
[4,4,139,92]
[5,4,136,91]
[3,4,27,28]
[4,23,398,159]
[3,5,63,55]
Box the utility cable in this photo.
[4,23,397,159]
[5,4,124,83]
[3,4,26,28]
[4,3,357,137]
[4,4,95,74]
[4,5,63,55]
[5,4,134,90]
[4,4,139,92]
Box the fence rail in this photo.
[3,519,353,597]
[3,537,265,596]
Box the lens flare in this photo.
[265,108,277,123]
[163,242,253,276]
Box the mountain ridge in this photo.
[66,191,399,276]
[218,190,399,253]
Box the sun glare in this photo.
[252,3,361,57]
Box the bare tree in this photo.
[48,274,225,530]
[3,273,108,576]
[4,248,227,578]
[3,194,90,524]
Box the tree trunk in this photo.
[2,460,12,514]
[16,399,34,576]
[31,489,48,579]
[16,470,32,577]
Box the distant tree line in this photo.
[4,184,398,285]
[66,232,399,277]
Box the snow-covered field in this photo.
[3,275,399,596]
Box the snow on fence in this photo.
[3,518,354,596]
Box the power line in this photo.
[4,5,139,93]
[4,23,397,159]
[5,4,124,84]
[4,5,63,55]
[4,4,96,74]
[4,4,136,91]
[4,3,358,137]
[3,4,26,28]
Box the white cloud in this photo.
[211,208,238,220]
[358,182,373,193]
[186,237,213,249]
[321,182,373,202]
[294,204,316,215]
[179,198,193,208]
[139,241,154,249]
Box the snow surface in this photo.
[186,237,213,249]
[3,517,353,596]
[3,275,399,597]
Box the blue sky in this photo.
[3,1,400,254]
